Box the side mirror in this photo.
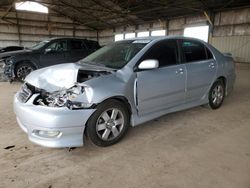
[138,59,159,70]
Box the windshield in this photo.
[30,40,50,50]
[80,40,148,69]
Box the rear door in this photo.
[136,39,186,116]
[68,39,89,62]
[180,39,217,102]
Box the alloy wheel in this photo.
[211,85,224,105]
[96,108,125,141]
[16,65,33,80]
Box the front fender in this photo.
[84,72,137,114]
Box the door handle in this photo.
[209,62,215,68]
[176,68,184,74]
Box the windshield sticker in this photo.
[133,40,151,44]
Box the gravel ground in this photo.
[0,64,249,188]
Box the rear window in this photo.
[181,40,212,62]
[84,40,100,50]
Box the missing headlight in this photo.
[34,85,95,109]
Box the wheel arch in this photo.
[84,96,132,128]
[84,96,132,141]
[217,76,227,88]
[14,60,37,72]
[95,96,132,116]
[13,60,38,78]
[105,96,132,115]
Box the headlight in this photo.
[66,101,93,110]
[40,85,94,109]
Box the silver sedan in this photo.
[14,36,236,147]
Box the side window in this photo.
[181,40,207,62]
[84,41,100,51]
[142,40,178,67]
[206,47,213,59]
[70,40,86,50]
[46,40,67,52]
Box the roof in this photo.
[118,36,209,44]
[0,0,250,30]
[46,37,99,41]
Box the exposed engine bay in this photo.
[19,69,110,109]
[34,85,86,108]
[77,69,109,83]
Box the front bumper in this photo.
[14,93,96,148]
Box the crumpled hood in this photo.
[25,63,113,92]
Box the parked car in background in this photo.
[0,38,100,81]
[14,36,235,148]
[0,46,24,53]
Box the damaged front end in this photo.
[14,63,115,148]
[4,58,14,78]
[0,57,14,81]
[18,65,110,110]
[15,81,98,148]
[33,84,96,110]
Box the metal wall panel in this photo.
[210,36,250,63]
[0,10,97,48]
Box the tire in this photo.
[208,79,225,109]
[14,62,35,81]
[86,99,130,147]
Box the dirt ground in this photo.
[0,64,250,188]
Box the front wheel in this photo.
[208,80,225,109]
[15,62,35,81]
[86,100,130,147]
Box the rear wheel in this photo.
[208,80,225,109]
[15,62,35,81]
[86,99,130,147]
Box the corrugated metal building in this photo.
[0,10,97,47]
[0,2,249,63]
[98,7,250,63]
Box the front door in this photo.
[40,40,68,67]
[136,39,186,116]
